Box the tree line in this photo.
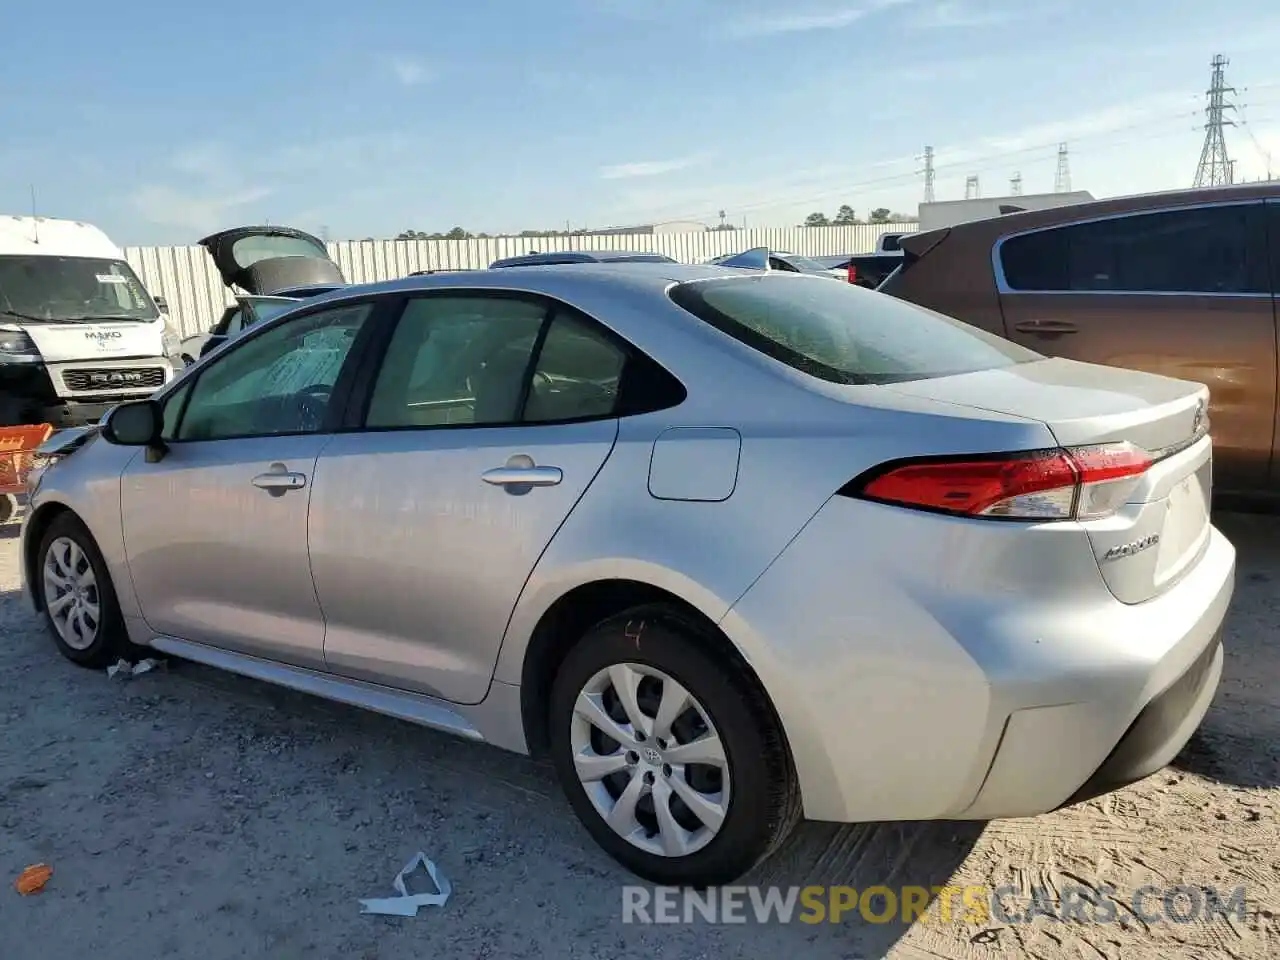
[801,206,917,227]
[389,207,916,241]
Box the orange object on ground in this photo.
[0,424,54,495]
[15,863,53,895]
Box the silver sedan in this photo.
[21,263,1234,887]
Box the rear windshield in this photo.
[668,275,1040,385]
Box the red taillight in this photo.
[847,443,1153,521]
[847,264,857,284]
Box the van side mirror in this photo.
[153,295,169,313]
[101,400,165,457]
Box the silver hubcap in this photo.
[571,663,730,858]
[43,537,100,651]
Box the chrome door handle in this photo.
[481,466,563,487]
[1014,319,1078,334]
[252,471,307,491]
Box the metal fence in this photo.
[125,223,917,338]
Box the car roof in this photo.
[905,180,1280,252]
[489,250,676,268]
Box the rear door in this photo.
[995,201,1276,491]
[308,292,631,704]
[198,225,345,295]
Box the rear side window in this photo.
[999,203,1268,294]
[669,275,1039,385]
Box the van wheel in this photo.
[36,514,141,669]
[548,606,801,887]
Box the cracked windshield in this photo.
[2,1,1278,959]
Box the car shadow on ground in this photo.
[0,581,982,958]
[1169,511,1280,790]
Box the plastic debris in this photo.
[107,658,159,679]
[15,864,52,895]
[359,853,451,917]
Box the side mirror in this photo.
[101,400,164,452]
[153,295,169,313]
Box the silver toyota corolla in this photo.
[21,263,1234,887]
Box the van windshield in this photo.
[0,256,159,323]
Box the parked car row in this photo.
[879,182,1280,497]
[26,209,1235,887]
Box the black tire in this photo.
[35,513,142,669]
[548,605,801,887]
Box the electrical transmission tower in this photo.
[1193,54,1237,187]
[965,175,980,200]
[920,146,936,202]
[1054,143,1071,193]
[1010,172,1023,196]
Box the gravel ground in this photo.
[0,512,1277,959]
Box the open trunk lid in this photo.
[885,357,1213,604]
[198,225,345,295]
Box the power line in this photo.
[632,97,1279,227]
[1193,54,1237,187]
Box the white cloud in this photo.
[726,0,913,38]
[390,57,434,87]
[129,184,273,234]
[599,156,701,180]
[910,1,1024,29]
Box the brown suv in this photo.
[879,183,1280,495]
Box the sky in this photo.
[3,0,1279,246]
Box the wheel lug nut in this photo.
[643,771,655,785]
[635,732,645,742]
[662,764,672,778]
[626,751,639,765]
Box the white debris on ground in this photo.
[358,852,452,917]
[0,515,1277,959]
[106,659,159,679]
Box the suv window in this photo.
[176,303,372,440]
[999,203,1268,294]
[669,274,1039,385]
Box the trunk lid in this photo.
[885,357,1212,604]
[197,225,345,295]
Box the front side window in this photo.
[176,302,372,440]
[670,274,1039,385]
[0,256,157,322]
[999,203,1268,294]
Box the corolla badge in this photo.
[1102,533,1161,562]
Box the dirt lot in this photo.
[0,513,1277,960]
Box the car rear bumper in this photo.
[720,497,1235,824]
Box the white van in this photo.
[0,215,181,428]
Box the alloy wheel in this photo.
[43,536,101,651]
[570,663,730,857]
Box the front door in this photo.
[997,201,1276,491]
[120,300,376,668]
[309,292,627,704]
